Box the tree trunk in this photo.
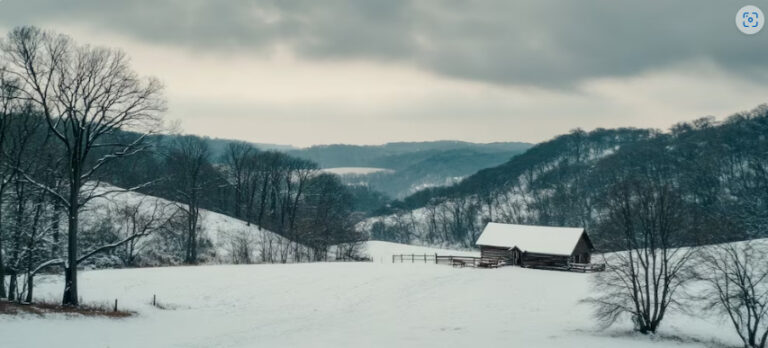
[51,200,61,258]
[184,202,199,264]
[8,270,17,302]
[62,193,79,306]
[0,212,5,299]
[190,208,198,263]
[24,273,33,303]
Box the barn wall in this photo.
[521,253,570,268]
[480,246,511,260]
[572,234,592,263]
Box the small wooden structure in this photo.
[475,223,596,271]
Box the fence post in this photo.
[153,294,156,306]
[114,299,118,312]
[411,253,414,263]
[424,253,427,263]
[435,253,438,264]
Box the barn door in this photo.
[510,249,522,266]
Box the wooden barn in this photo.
[475,223,595,270]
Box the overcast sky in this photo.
[1,0,767,147]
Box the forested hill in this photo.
[362,105,768,250]
[385,127,653,212]
[284,141,532,198]
[160,139,531,199]
[285,141,531,168]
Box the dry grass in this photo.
[0,299,135,318]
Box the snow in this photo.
[75,184,301,266]
[362,240,479,262]
[0,242,741,348]
[321,167,394,175]
[475,223,586,256]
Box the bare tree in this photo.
[585,143,696,334]
[284,158,318,261]
[698,242,768,348]
[4,106,51,303]
[300,173,356,260]
[111,197,171,267]
[1,26,165,305]
[222,229,254,264]
[222,142,256,220]
[164,136,213,264]
[0,67,21,298]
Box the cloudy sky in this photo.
[1,0,767,147]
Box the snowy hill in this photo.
[78,185,298,266]
[1,241,743,348]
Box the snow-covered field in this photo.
[0,243,739,348]
[363,240,479,263]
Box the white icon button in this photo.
[737,5,764,35]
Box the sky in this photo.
[1,0,767,147]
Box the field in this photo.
[0,242,740,348]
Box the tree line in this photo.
[367,111,768,249]
[0,26,363,307]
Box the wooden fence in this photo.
[391,253,605,272]
[567,262,606,272]
[391,254,503,268]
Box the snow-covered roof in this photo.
[475,223,587,256]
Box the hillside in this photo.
[1,241,743,348]
[363,106,768,249]
[286,141,531,168]
[287,141,532,198]
[77,185,302,267]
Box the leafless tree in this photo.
[3,106,51,303]
[222,142,256,221]
[111,197,172,267]
[257,230,278,263]
[697,241,768,348]
[284,158,318,261]
[0,66,23,298]
[585,144,697,334]
[1,26,165,305]
[164,136,213,264]
[299,173,357,260]
[223,229,254,264]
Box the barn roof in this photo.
[475,223,588,256]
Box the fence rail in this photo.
[567,262,606,272]
[391,254,503,268]
[391,253,605,272]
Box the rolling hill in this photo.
[361,105,768,250]
[77,185,302,267]
[287,141,532,198]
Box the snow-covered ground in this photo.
[362,240,479,263]
[0,242,740,348]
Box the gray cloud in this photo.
[1,0,765,87]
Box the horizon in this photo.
[190,105,756,148]
[2,1,767,147]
